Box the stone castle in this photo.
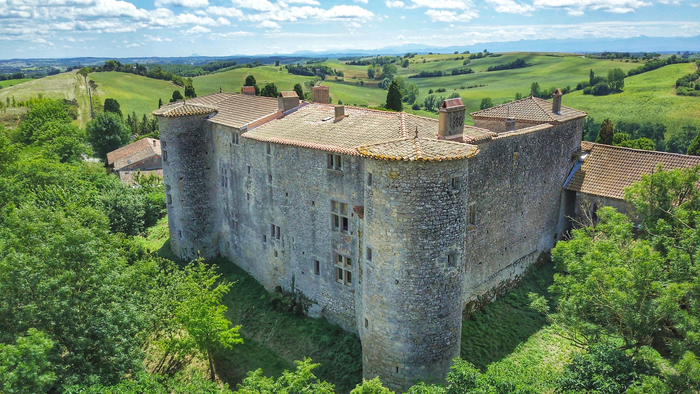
[154,86,587,391]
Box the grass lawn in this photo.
[194,66,316,96]
[0,78,32,88]
[89,71,180,121]
[566,62,700,132]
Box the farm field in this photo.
[88,71,181,120]
[194,66,316,96]
[0,78,32,88]
[566,62,700,131]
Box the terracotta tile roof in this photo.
[107,138,161,171]
[357,137,478,162]
[442,98,465,109]
[565,143,700,199]
[118,169,164,185]
[152,102,216,117]
[241,86,256,94]
[279,91,298,98]
[153,93,281,129]
[243,104,483,161]
[470,96,587,124]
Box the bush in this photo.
[411,103,421,110]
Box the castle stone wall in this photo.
[211,122,366,333]
[362,159,468,392]
[463,120,583,305]
[160,114,219,260]
[473,118,544,134]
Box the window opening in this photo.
[266,142,271,155]
[331,200,350,233]
[270,224,281,240]
[314,260,320,275]
[468,204,476,226]
[367,172,372,186]
[247,165,251,175]
[162,150,168,162]
[366,247,373,262]
[233,133,239,145]
[364,318,369,329]
[335,254,353,286]
[268,174,273,184]
[231,214,239,233]
[167,193,172,205]
[327,154,343,171]
[447,253,456,267]
[450,176,461,192]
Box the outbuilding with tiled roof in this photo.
[106,137,162,175]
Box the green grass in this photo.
[193,66,316,96]
[566,62,700,132]
[141,218,363,393]
[460,263,579,393]
[89,72,181,121]
[0,78,32,88]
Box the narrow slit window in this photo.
[451,176,461,191]
[247,165,251,175]
[366,247,373,262]
[468,204,476,226]
[367,172,372,186]
[162,150,168,162]
[266,142,271,155]
[167,193,172,205]
[233,133,239,145]
[364,318,369,329]
[447,253,456,267]
[314,260,320,275]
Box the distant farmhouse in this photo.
[106,137,163,184]
[153,86,697,391]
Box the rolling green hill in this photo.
[566,62,700,131]
[0,78,32,89]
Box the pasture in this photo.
[0,78,32,89]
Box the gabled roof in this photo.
[107,138,161,171]
[470,96,587,124]
[153,92,280,129]
[243,104,485,161]
[564,142,700,200]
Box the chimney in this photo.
[278,91,300,112]
[506,117,516,132]
[241,86,256,95]
[552,88,563,115]
[438,98,466,138]
[311,86,330,104]
[334,105,346,121]
[152,139,156,147]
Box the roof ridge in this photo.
[413,136,424,161]
[531,97,556,121]
[469,96,533,116]
[400,112,407,139]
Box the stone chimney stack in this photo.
[334,105,346,121]
[552,88,563,115]
[438,98,466,138]
[278,91,300,112]
[311,86,330,104]
[241,86,256,95]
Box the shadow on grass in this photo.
[155,239,363,393]
[461,263,556,370]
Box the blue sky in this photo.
[1,0,699,58]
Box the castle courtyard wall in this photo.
[463,119,583,307]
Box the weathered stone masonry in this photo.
[155,91,586,392]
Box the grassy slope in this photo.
[88,72,180,120]
[194,66,316,96]
[566,62,700,131]
[141,218,574,393]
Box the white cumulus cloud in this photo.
[486,0,535,14]
[258,19,281,29]
[154,0,209,8]
[425,9,477,21]
[533,0,652,14]
[386,1,405,7]
[185,25,211,33]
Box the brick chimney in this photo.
[311,86,330,104]
[278,91,300,112]
[241,86,256,95]
[438,98,466,138]
[334,105,346,121]
[552,88,563,115]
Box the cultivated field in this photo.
[0,78,32,89]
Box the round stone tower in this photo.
[155,103,219,261]
[361,158,469,392]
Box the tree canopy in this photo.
[86,112,130,162]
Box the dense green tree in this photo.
[293,83,304,99]
[260,82,279,98]
[423,94,444,112]
[86,112,130,161]
[687,127,700,156]
[158,98,163,108]
[236,358,335,394]
[515,92,523,100]
[16,99,71,144]
[608,68,626,92]
[666,125,697,153]
[184,85,197,99]
[0,329,57,394]
[401,59,409,68]
[589,69,595,86]
[350,377,393,394]
[244,75,257,86]
[385,79,403,112]
[103,98,122,117]
[530,82,540,97]
[367,65,375,79]
[480,97,494,110]
[595,118,614,145]
[402,82,419,104]
[32,121,88,163]
[382,64,397,80]
[170,90,184,102]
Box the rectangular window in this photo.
[162,141,167,148]
[247,165,251,175]
[270,224,281,240]
[246,193,251,201]
[178,229,182,240]
[367,172,372,186]
[233,133,239,145]
[468,204,476,226]
[268,174,273,184]
[335,254,353,286]
[451,176,461,192]
[330,200,350,233]
[327,154,343,171]
[266,142,271,155]
[165,184,171,192]
[366,247,372,262]
[166,193,172,205]
[314,260,320,275]
[447,253,456,267]
[262,234,267,243]
[231,214,238,233]
[162,150,168,162]
[364,318,369,329]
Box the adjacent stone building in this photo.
[154,90,587,391]
[106,137,163,183]
[564,141,700,222]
